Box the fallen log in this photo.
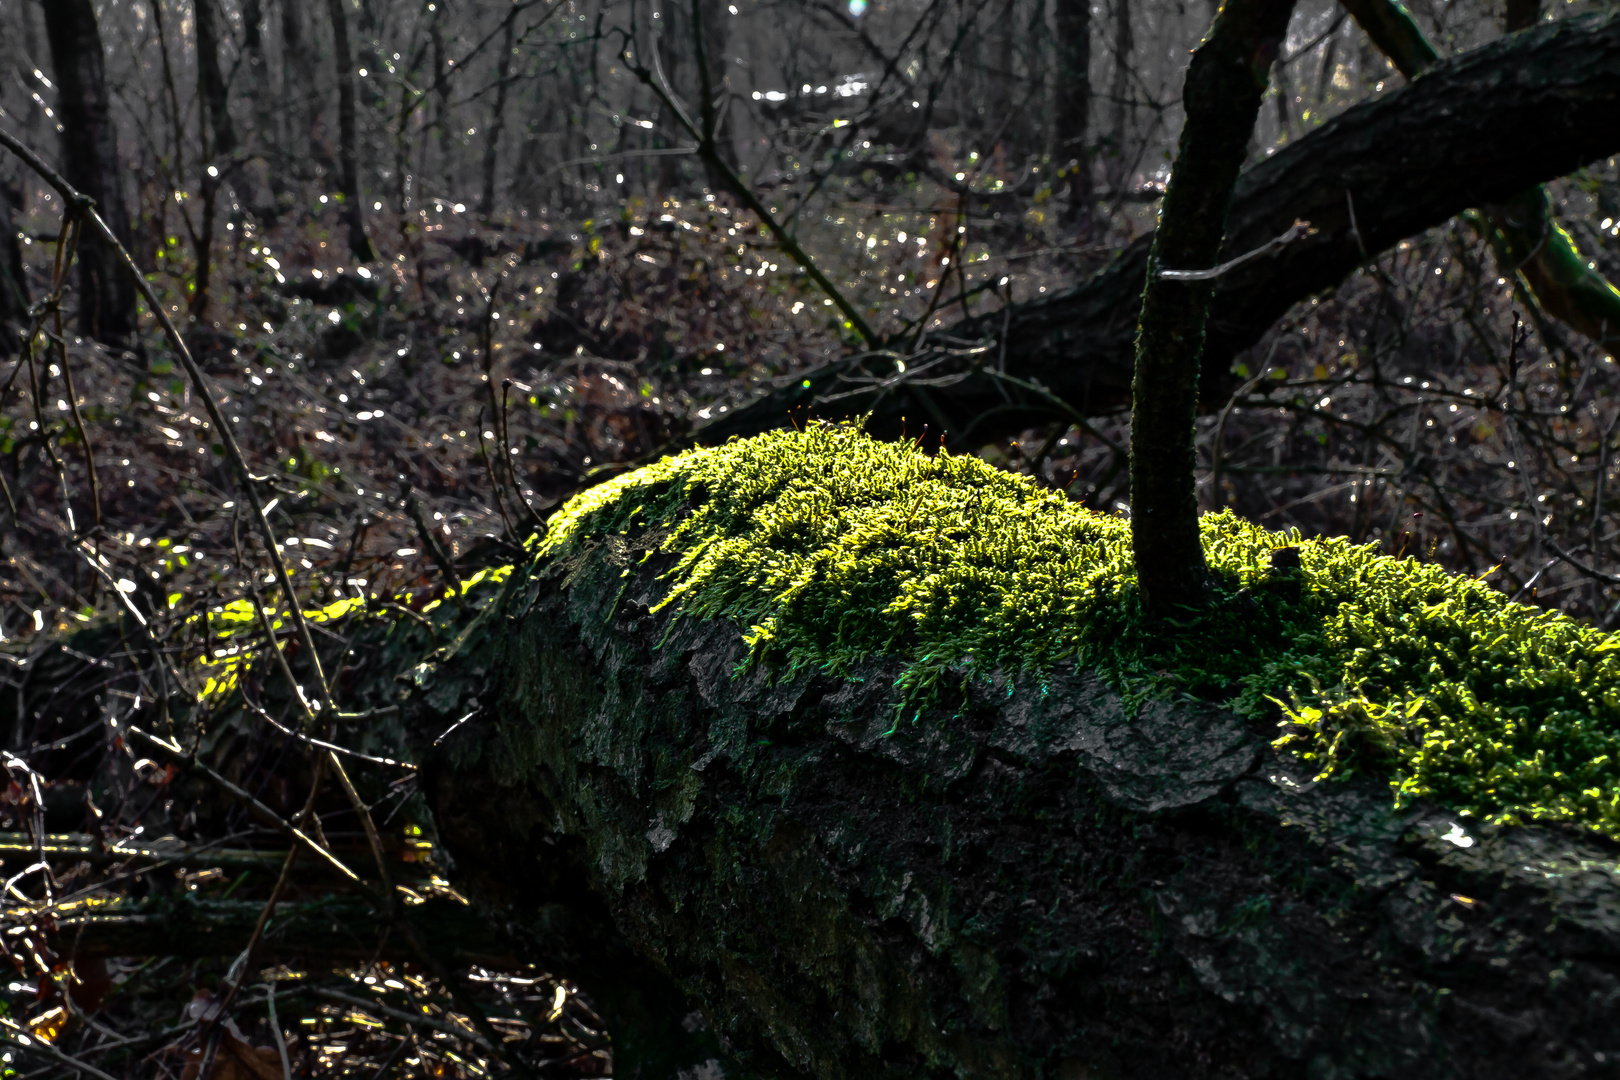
[404,427,1620,1079]
[694,9,1620,449]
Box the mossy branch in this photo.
[1340,0,1620,350]
[1130,0,1300,614]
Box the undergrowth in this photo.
[538,423,1620,839]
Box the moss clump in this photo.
[539,423,1620,838]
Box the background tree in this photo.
[41,0,134,344]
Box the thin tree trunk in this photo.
[0,179,28,356]
[194,0,238,159]
[42,0,137,345]
[478,4,519,218]
[192,0,236,320]
[1054,0,1092,229]
[324,0,376,261]
[280,0,312,159]
[1129,0,1299,614]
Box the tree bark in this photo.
[323,0,376,262]
[194,0,238,159]
[1053,0,1093,229]
[42,0,137,345]
[402,514,1620,1079]
[478,4,519,218]
[191,0,236,319]
[1129,0,1298,614]
[0,178,28,356]
[690,8,1620,452]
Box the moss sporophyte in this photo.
[535,424,1620,839]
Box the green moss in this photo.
[539,423,1620,839]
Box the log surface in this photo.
[405,537,1620,1079]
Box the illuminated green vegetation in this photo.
[539,424,1620,839]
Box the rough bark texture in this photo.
[695,9,1620,450]
[42,0,137,345]
[402,532,1620,1080]
[1129,0,1297,613]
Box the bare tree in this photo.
[1132,0,1300,613]
[42,0,136,344]
[324,0,377,261]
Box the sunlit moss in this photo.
[539,423,1620,839]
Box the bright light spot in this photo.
[206,165,219,178]
[319,194,329,204]
[1441,823,1475,848]
[356,266,373,279]
[453,203,466,213]
[763,90,788,102]
[616,173,625,184]
[358,67,368,77]
[328,311,342,323]
[848,0,867,14]
[396,548,418,557]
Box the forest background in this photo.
[0,0,1618,1074]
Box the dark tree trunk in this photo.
[1053,0,1092,228]
[403,499,1620,1080]
[194,0,238,159]
[323,0,376,261]
[1129,0,1298,614]
[192,0,236,319]
[1504,0,1540,31]
[42,0,136,345]
[478,6,519,218]
[658,0,733,194]
[0,179,28,356]
[690,9,1620,452]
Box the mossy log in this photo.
[401,430,1620,1080]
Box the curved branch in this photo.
[695,9,1620,446]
